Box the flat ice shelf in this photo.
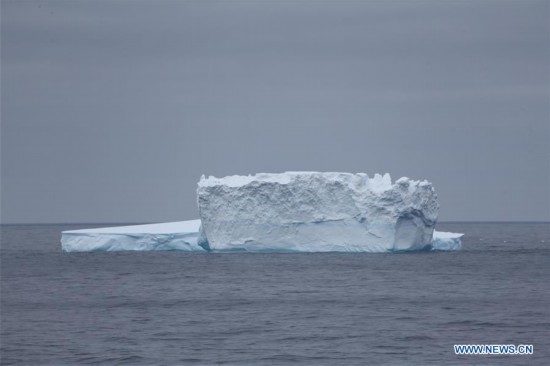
[61,220,202,252]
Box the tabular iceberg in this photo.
[61,220,201,252]
[61,171,464,253]
[197,172,445,253]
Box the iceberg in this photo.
[60,172,464,253]
[432,231,463,251]
[197,172,443,253]
[61,220,201,252]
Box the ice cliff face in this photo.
[197,172,440,253]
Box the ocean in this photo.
[1,222,548,365]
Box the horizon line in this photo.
[1,220,549,226]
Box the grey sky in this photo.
[1,0,549,223]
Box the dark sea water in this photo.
[1,223,549,365]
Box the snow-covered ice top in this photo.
[200,171,395,191]
[197,172,441,252]
[63,220,201,235]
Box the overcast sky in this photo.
[1,0,549,223]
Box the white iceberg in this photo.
[61,172,464,253]
[197,172,443,253]
[61,220,201,252]
[432,231,463,251]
